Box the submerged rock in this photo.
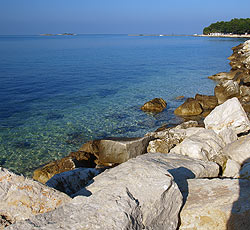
[0,167,71,229]
[140,97,167,112]
[174,98,203,116]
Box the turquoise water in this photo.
[0,34,247,176]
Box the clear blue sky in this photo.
[1,0,250,35]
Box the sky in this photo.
[1,0,250,35]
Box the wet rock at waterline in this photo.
[195,93,218,110]
[140,97,167,112]
[33,151,96,184]
[174,98,203,116]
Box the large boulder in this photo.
[46,168,104,197]
[179,178,250,230]
[204,97,250,135]
[170,129,227,166]
[195,94,218,110]
[7,153,219,230]
[33,151,96,184]
[140,98,167,112]
[222,135,250,165]
[0,167,71,229]
[79,136,151,166]
[174,98,203,116]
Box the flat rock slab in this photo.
[204,97,250,135]
[179,178,250,230]
[80,136,151,165]
[0,167,71,228]
[7,153,219,230]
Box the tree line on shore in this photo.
[203,18,250,35]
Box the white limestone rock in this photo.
[218,128,238,145]
[0,167,71,229]
[46,167,104,197]
[222,134,250,165]
[147,127,205,154]
[179,178,250,230]
[7,153,219,230]
[204,97,250,135]
[222,159,241,178]
[170,129,226,166]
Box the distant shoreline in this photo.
[194,34,250,38]
[128,34,250,38]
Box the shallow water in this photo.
[0,34,247,176]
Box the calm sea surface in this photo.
[0,34,247,176]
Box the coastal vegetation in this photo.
[203,18,250,35]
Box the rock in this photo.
[7,153,187,230]
[170,129,227,167]
[146,120,199,138]
[175,95,185,100]
[208,70,240,81]
[46,168,104,197]
[204,97,250,135]
[8,153,219,230]
[240,163,250,180]
[179,178,250,230]
[195,94,218,110]
[79,136,151,166]
[218,128,238,145]
[214,80,240,104]
[147,127,204,154]
[222,159,241,178]
[0,167,71,229]
[147,138,171,153]
[222,135,250,165]
[140,98,167,112]
[174,98,203,116]
[33,151,96,184]
[240,85,250,97]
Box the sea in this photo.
[0,34,247,177]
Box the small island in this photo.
[40,33,76,36]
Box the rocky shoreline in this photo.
[1,40,250,229]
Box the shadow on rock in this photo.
[226,158,250,230]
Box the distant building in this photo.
[208,33,224,36]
